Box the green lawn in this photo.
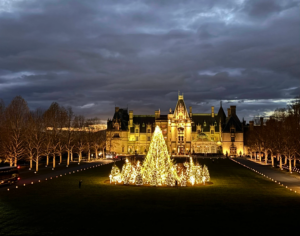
[1,158,300,235]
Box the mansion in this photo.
[106,94,246,156]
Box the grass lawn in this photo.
[1,158,300,235]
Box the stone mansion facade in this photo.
[106,94,246,156]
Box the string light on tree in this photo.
[109,126,211,187]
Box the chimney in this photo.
[155,110,160,119]
[260,117,263,126]
[230,106,236,116]
[249,121,254,130]
[189,106,192,117]
[227,108,231,117]
[129,110,133,126]
[211,106,214,117]
[115,107,119,113]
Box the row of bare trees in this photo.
[0,96,106,171]
[246,98,300,173]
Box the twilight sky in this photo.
[0,0,299,123]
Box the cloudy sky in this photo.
[0,0,299,122]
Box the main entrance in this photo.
[178,146,184,155]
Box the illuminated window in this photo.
[178,128,184,141]
[136,136,139,141]
[122,146,124,152]
[211,130,214,134]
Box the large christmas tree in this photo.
[142,126,178,186]
[109,126,210,186]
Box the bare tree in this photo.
[64,107,75,166]
[73,115,85,162]
[92,130,106,159]
[0,99,7,164]
[84,119,95,161]
[3,96,29,166]
[43,102,67,169]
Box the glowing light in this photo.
[109,126,210,187]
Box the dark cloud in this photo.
[0,0,299,122]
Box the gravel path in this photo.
[1,159,115,192]
[235,157,300,193]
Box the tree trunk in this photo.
[285,157,287,165]
[280,155,282,170]
[294,158,296,167]
[60,153,62,164]
[46,155,49,166]
[95,148,98,159]
[271,152,274,167]
[10,158,13,167]
[289,156,292,173]
[71,152,73,161]
[14,157,17,167]
[30,155,33,169]
[53,154,56,168]
[265,151,268,164]
[88,150,91,161]
[79,152,82,162]
[36,157,39,172]
[103,148,105,159]
[67,150,70,166]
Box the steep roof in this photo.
[222,115,243,132]
[107,108,129,131]
[133,115,155,125]
[132,115,156,133]
[191,114,220,132]
[173,95,189,119]
[217,106,226,124]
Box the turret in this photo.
[129,110,133,126]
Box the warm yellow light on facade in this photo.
[109,126,210,187]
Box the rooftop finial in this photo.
[220,101,222,107]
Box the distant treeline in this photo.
[246,97,300,173]
[0,96,105,171]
